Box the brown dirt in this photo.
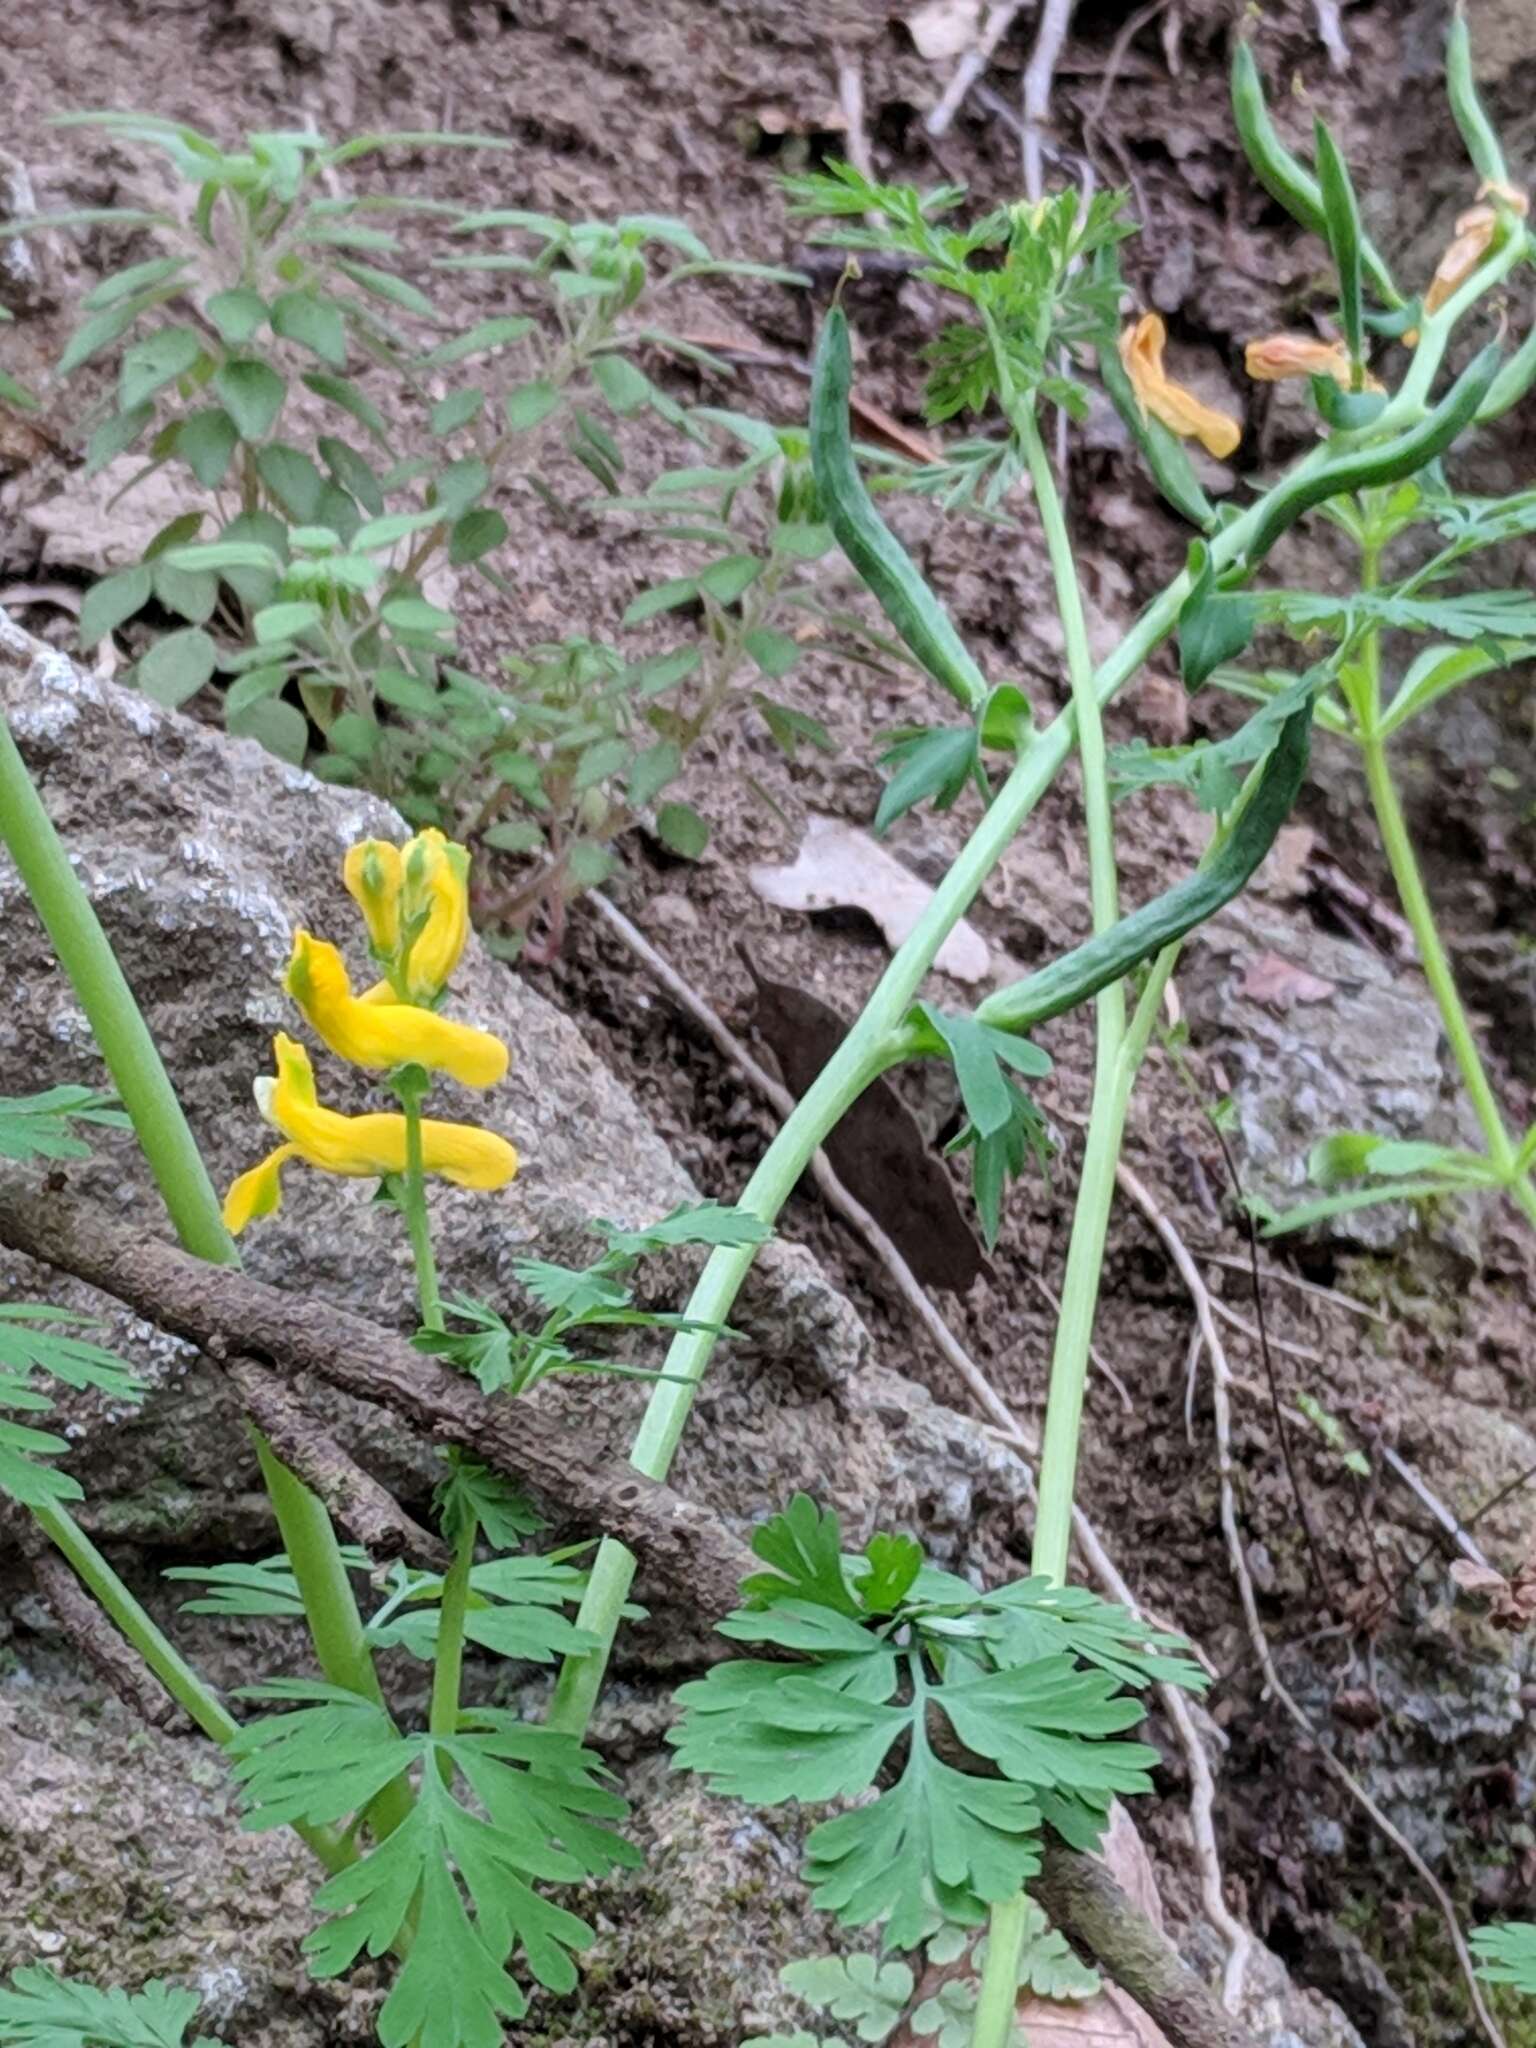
[4,1,1536,2043]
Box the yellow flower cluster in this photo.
[224,828,517,1234]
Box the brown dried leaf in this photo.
[848,391,942,464]
[1238,951,1337,1008]
[749,814,990,983]
[1098,1803,1164,1932]
[1450,1555,1536,1630]
[741,951,990,1292]
[1013,1984,1171,2048]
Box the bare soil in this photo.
[4,1,1536,2043]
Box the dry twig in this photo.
[1020,0,1078,200]
[2,1503,188,1732]
[227,1354,450,1569]
[1116,1162,1507,2048]
[925,0,1035,138]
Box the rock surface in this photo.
[1184,898,1483,1253]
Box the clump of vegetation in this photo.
[2,15,1535,2046]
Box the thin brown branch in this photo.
[1036,1839,1259,2048]
[227,1355,450,1570]
[2,1503,188,1732]
[0,1181,756,1623]
[925,0,1035,138]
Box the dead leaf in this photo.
[1265,823,1315,899]
[906,0,984,61]
[25,458,215,575]
[754,101,847,138]
[749,814,990,983]
[1238,951,1338,1008]
[741,950,990,1292]
[1098,1802,1164,1931]
[848,391,942,464]
[1451,1556,1536,1630]
[1013,1984,1171,2048]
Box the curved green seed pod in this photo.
[1446,11,1509,188]
[810,306,988,713]
[1242,339,1501,568]
[976,703,1311,1033]
[1230,41,1402,309]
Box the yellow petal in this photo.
[400,828,471,1001]
[262,1033,517,1188]
[344,840,404,960]
[222,1143,299,1235]
[1118,313,1241,461]
[284,930,509,1088]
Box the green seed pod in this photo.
[1242,339,1502,568]
[1446,10,1509,188]
[977,702,1313,1033]
[1230,40,1402,309]
[1477,319,1536,422]
[810,306,988,714]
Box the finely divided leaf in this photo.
[0,1968,214,2048]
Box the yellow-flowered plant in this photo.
[224,827,516,1235]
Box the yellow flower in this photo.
[1118,314,1241,461]
[343,839,403,960]
[1422,181,1528,320]
[284,929,509,1088]
[344,827,472,1003]
[1244,334,1384,392]
[399,828,470,1002]
[222,1034,517,1234]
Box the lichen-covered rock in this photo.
[1183,898,1482,1253]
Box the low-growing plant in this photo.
[1,13,1534,2048]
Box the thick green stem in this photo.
[0,709,386,1741]
[28,1498,351,1872]
[972,1894,1029,2048]
[547,460,1307,1737]
[1017,407,1123,968]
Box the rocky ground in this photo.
[2,2,1536,2044]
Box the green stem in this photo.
[1359,732,1536,1223]
[397,1081,468,1765]
[429,1521,475,1757]
[399,1086,445,1332]
[0,710,388,1738]
[1017,406,1123,965]
[547,457,1311,1738]
[0,714,231,1265]
[28,1497,350,1873]
[1352,546,1536,1228]
[974,402,1131,2048]
[972,1894,1029,2048]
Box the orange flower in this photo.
[1118,314,1241,460]
[1423,180,1529,319]
[1244,334,1384,392]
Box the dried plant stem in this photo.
[1115,1162,1506,2048]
